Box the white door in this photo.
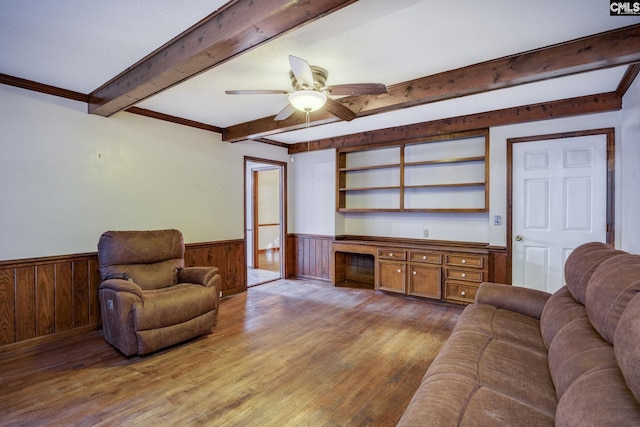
[512,134,608,293]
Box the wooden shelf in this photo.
[404,156,485,168]
[339,163,401,172]
[404,182,485,190]
[339,185,401,192]
[336,130,489,212]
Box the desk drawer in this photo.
[378,249,407,261]
[445,269,483,283]
[445,254,485,269]
[409,251,442,264]
[444,281,478,304]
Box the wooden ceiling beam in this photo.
[287,92,622,154]
[225,23,640,142]
[616,63,640,97]
[88,0,358,117]
[125,107,223,133]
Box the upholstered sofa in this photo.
[97,229,221,356]
[397,242,640,426]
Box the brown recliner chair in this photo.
[97,229,221,356]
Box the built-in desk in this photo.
[331,238,493,305]
[332,241,378,289]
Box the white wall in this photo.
[620,76,640,254]
[3,80,637,261]
[0,85,288,260]
[290,108,640,252]
[288,149,336,236]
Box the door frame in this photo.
[506,128,615,283]
[244,156,287,278]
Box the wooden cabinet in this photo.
[443,253,487,304]
[373,245,488,304]
[337,130,488,213]
[408,250,442,299]
[377,249,443,300]
[377,249,406,293]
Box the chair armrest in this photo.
[99,279,143,299]
[475,282,551,320]
[179,266,220,287]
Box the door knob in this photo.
[515,235,524,241]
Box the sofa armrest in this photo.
[98,279,143,299]
[475,282,551,319]
[179,266,220,288]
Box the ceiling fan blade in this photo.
[325,83,388,96]
[274,103,297,121]
[289,55,314,88]
[225,90,291,95]
[324,98,357,122]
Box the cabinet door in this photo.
[409,264,441,299]
[378,261,405,293]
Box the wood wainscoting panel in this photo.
[15,266,36,342]
[0,254,100,351]
[288,234,333,281]
[183,239,246,297]
[0,239,246,352]
[55,262,74,333]
[489,246,508,284]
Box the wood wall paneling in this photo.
[15,266,36,342]
[73,261,89,328]
[287,234,334,281]
[36,263,55,336]
[55,262,73,332]
[0,268,16,346]
[0,239,246,352]
[183,239,246,297]
[488,247,508,284]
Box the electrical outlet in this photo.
[423,229,429,238]
[107,300,114,310]
[494,215,502,226]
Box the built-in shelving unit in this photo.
[336,130,489,212]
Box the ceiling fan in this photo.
[225,55,388,122]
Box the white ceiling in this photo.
[1,0,639,144]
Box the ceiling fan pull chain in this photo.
[306,110,310,151]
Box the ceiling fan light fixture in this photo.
[288,90,327,112]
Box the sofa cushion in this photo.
[564,242,624,305]
[98,229,186,290]
[132,283,217,331]
[451,303,546,354]
[540,286,588,349]
[397,372,554,426]
[101,259,181,290]
[548,316,615,398]
[585,254,640,344]
[555,360,640,426]
[615,293,640,403]
[423,330,556,417]
[98,229,185,265]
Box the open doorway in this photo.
[245,157,286,287]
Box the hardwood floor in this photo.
[257,248,280,271]
[0,279,462,426]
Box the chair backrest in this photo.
[97,229,185,290]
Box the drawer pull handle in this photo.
[413,271,417,275]
[422,256,427,260]
[390,253,393,257]
[461,273,466,278]
[461,259,466,264]
[397,269,402,273]
[460,291,466,296]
